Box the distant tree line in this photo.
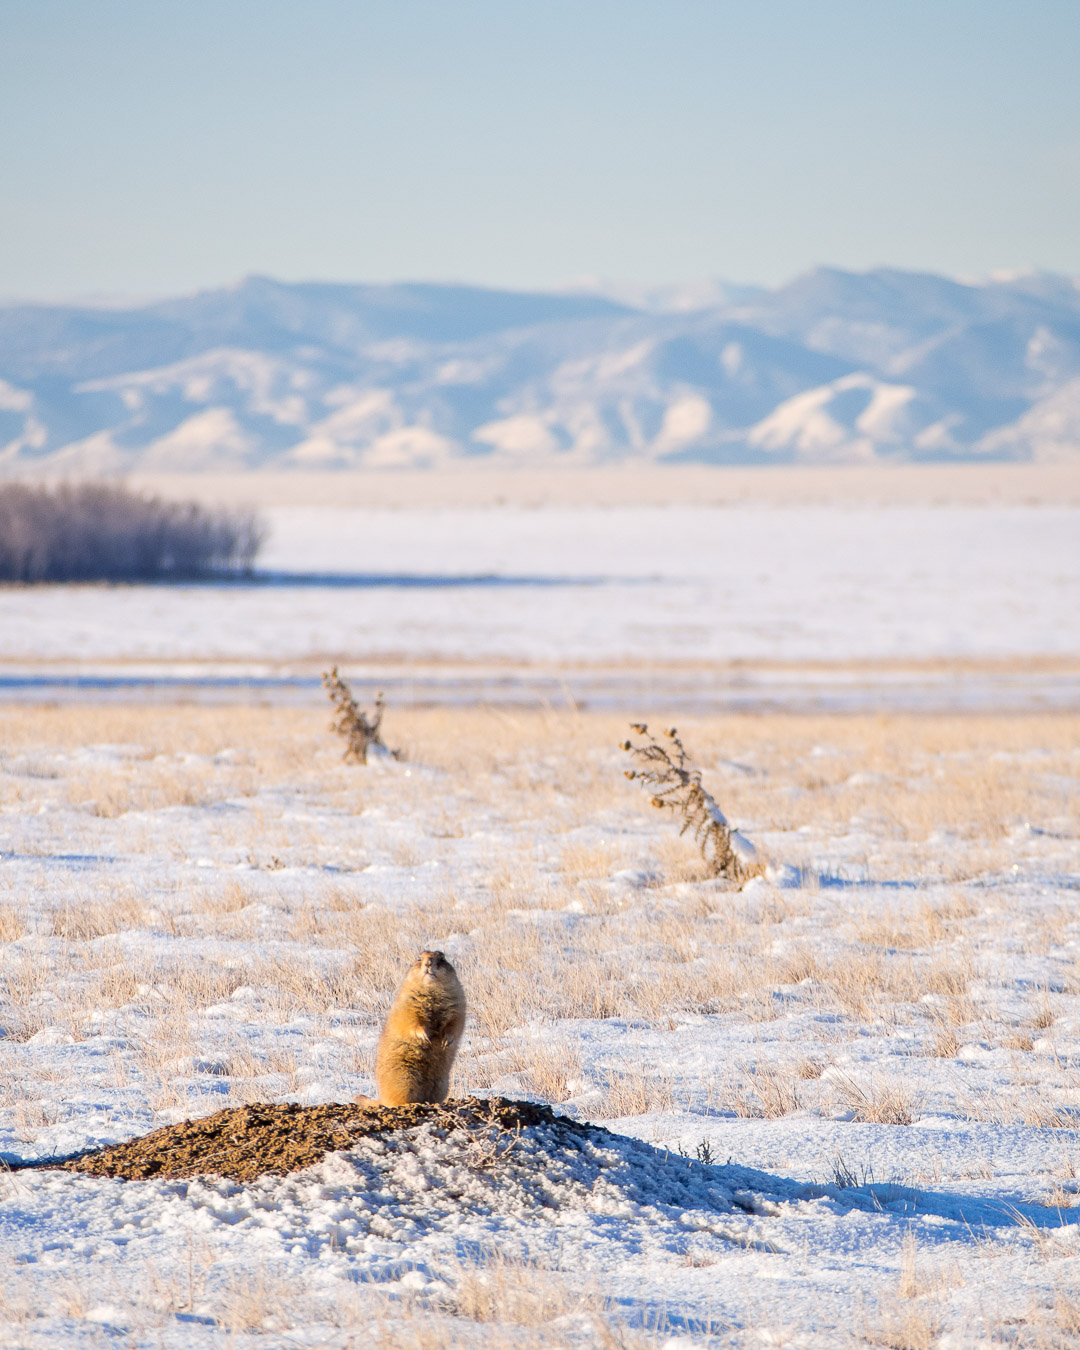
[0,482,265,582]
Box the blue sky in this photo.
[1,0,1078,299]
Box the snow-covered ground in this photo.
[1,704,1079,1347]
[1,505,1078,670]
[1,493,1078,1344]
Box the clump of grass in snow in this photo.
[925,1025,961,1058]
[322,667,401,764]
[622,723,762,882]
[834,1074,924,1126]
[831,1156,872,1189]
[741,1063,802,1118]
[446,1250,603,1326]
[594,1065,676,1118]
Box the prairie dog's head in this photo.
[411,950,457,985]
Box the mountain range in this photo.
[2,266,1079,472]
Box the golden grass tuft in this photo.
[834,1074,924,1126]
[447,1251,602,1326]
[594,1065,676,1118]
[739,1062,802,1118]
[0,905,28,942]
[925,1026,961,1058]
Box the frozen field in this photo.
[0,505,1077,672]
[1,704,1079,1347]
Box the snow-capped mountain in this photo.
[2,267,1078,472]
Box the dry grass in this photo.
[6,705,1076,841]
[507,1038,584,1103]
[1,702,1077,1139]
[897,1231,920,1300]
[1051,1290,1080,1342]
[559,839,630,880]
[446,1251,602,1326]
[51,889,150,939]
[0,905,27,941]
[738,1062,803,1118]
[833,1074,924,1126]
[861,1305,942,1350]
[0,698,1078,1349]
[594,1066,676,1118]
[924,1026,961,1058]
[858,903,947,950]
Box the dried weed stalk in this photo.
[321,667,400,764]
[622,723,762,883]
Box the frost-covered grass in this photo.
[1,704,1080,1347]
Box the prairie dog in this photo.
[372,950,466,1106]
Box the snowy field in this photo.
[2,703,1080,1348]
[0,505,1077,673]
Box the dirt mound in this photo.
[35,1097,577,1184]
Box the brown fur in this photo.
[368,951,466,1106]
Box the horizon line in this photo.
[2,262,1077,312]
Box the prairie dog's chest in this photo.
[407,989,460,1039]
